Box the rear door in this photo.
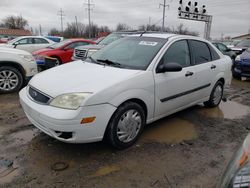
[32,38,50,52]
[154,40,199,117]
[188,40,221,100]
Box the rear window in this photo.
[190,40,212,64]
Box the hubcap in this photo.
[0,70,19,91]
[117,109,142,143]
[213,85,223,105]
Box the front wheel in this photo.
[106,102,146,149]
[0,66,23,94]
[204,81,224,107]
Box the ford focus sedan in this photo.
[19,33,232,149]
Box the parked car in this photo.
[231,40,250,55]
[218,133,250,188]
[19,33,232,149]
[45,36,64,43]
[33,38,96,67]
[233,47,250,79]
[0,36,55,53]
[227,40,241,49]
[213,42,237,60]
[0,47,37,94]
[72,31,147,60]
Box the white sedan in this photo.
[0,36,54,53]
[19,33,232,149]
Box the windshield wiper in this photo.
[96,59,122,67]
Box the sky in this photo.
[0,0,249,39]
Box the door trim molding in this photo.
[160,83,211,102]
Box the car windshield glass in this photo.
[7,37,20,44]
[236,40,250,48]
[48,39,71,49]
[87,37,166,70]
[98,33,123,45]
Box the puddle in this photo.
[89,165,120,178]
[141,118,197,144]
[0,159,19,185]
[199,101,249,120]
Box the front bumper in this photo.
[19,87,117,143]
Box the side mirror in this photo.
[156,62,183,73]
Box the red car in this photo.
[33,38,96,65]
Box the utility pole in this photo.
[159,0,169,32]
[39,24,42,36]
[58,8,65,35]
[85,0,94,39]
[75,16,79,35]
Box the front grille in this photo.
[29,87,50,104]
[74,49,87,59]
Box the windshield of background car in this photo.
[236,40,250,48]
[49,39,71,49]
[7,37,20,44]
[98,33,123,45]
[89,36,167,70]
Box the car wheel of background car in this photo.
[105,102,146,149]
[204,81,224,108]
[0,66,23,94]
[51,56,62,66]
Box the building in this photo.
[0,28,32,39]
[232,33,250,40]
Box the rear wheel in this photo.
[0,66,23,94]
[204,81,224,107]
[106,102,145,149]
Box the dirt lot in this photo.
[0,79,250,188]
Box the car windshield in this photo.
[87,36,166,70]
[48,39,71,49]
[98,33,123,45]
[236,40,250,48]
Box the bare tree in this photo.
[48,28,61,36]
[2,15,28,29]
[116,23,131,31]
[171,24,199,36]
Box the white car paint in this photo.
[0,47,37,77]
[19,34,232,144]
[0,36,54,53]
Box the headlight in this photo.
[50,93,92,110]
[219,134,250,188]
[87,49,98,57]
[19,54,35,62]
[235,55,241,62]
[34,55,46,61]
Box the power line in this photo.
[85,0,94,38]
[57,8,65,34]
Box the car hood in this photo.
[33,48,54,55]
[29,61,142,97]
[0,46,31,55]
[75,44,105,51]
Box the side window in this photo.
[190,40,212,64]
[208,44,220,61]
[74,42,89,47]
[65,42,78,49]
[161,40,191,68]
[34,38,49,44]
[17,38,33,45]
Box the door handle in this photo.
[185,71,194,77]
[211,65,216,69]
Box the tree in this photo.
[2,15,28,29]
[171,24,199,36]
[116,23,131,31]
[48,28,61,36]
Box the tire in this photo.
[204,81,224,108]
[105,102,146,149]
[51,56,62,66]
[0,66,23,94]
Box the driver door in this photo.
[154,40,198,117]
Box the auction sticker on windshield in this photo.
[139,41,158,46]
